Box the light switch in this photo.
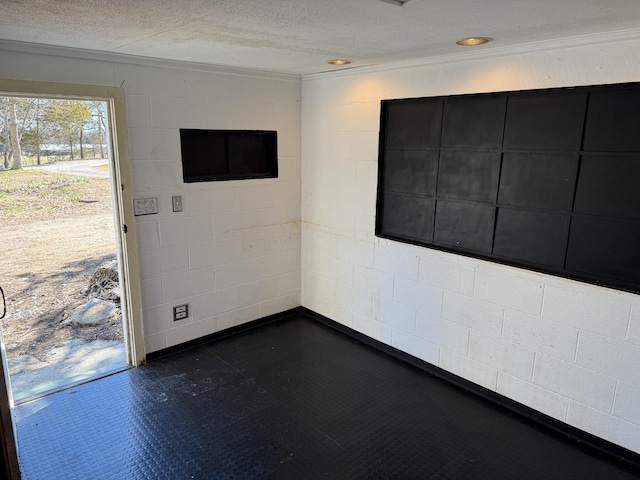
[172,196,183,212]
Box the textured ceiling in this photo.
[1,0,639,75]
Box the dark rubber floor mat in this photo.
[15,314,640,479]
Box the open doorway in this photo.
[0,80,144,479]
[0,96,129,403]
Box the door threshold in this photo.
[13,362,130,406]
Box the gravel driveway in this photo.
[24,159,110,178]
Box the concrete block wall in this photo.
[301,38,640,453]
[3,35,640,455]
[0,48,302,354]
[129,66,301,353]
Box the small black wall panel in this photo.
[583,89,640,152]
[376,82,640,293]
[566,216,640,285]
[573,155,640,220]
[434,201,495,254]
[381,194,434,242]
[383,150,438,195]
[493,209,569,268]
[498,153,576,211]
[437,151,501,203]
[181,132,228,177]
[503,92,587,151]
[180,129,277,182]
[385,99,442,148]
[442,95,506,148]
[227,133,269,174]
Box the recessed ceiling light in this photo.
[379,0,414,6]
[456,37,492,46]
[327,59,352,65]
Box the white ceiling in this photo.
[1,0,640,75]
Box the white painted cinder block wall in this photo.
[0,47,302,354]
[300,37,640,454]
[2,34,640,456]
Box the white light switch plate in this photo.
[172,196,183,212]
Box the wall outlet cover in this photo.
[133,197,159,216]
[173,304,189,321]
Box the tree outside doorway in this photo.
[1,97,107,170]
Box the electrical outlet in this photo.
[173,304,189,321]
[172,195,183,212]
[133,197,159,216]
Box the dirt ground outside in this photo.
[0,166,123,363]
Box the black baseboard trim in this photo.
[145,305,640,471]
[145,307,301,363]
[300,307,640,472]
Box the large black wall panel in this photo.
[376,82,640,293]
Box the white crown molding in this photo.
[2,26,640,84]
[0,39,300,82]
[303,27,640,81]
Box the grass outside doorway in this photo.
[0,166,125,399]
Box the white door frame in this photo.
[0,79,145,479]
